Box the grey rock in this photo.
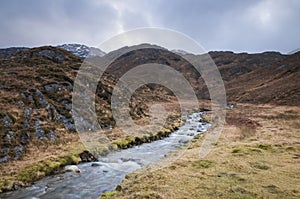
[2,115,13,127]
[44,83,61,95]
[24,108,32,118]
[34,120,46,140]
[47,104,60,121]
[28,94,34,104]
[0,147,10,163]
[20,132,30,145]
[1,147,10,156]
[64,165,81,173]
[20,93,26,99]
[179,138,189,144]
[59,115,75,131]
[47,130,57,140]
[18,100,25,108]
[91,163,101,167]
[62,100,72,110]
[47,104,75,130]
[37,49,65,63]
[22,118,30,131]
[0,47,29,59]
[35,89,48,107]
[3,131,16,144]
[0,156,9,163]
[14,145,24,160]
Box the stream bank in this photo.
[0,112,210,199]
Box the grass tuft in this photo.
[100,190,119,199]
[192,160,214,168]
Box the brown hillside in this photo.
[0,45,299,163]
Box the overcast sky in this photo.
[0,0,299,53]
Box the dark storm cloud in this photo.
[0,0,299,53]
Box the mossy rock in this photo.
[18,155,80,183]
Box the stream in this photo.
[1,112,210,199]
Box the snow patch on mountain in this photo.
[57,44,106,58]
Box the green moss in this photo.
[192,160,214,169]
[161,127,171,135]
[0,179,14,192]
[115,139,128,148]
[18,155,80,183]
[100,190,119,199]
[111,144,118,151]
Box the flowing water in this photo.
[1,112,210,199]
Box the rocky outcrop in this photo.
[0,47,29,59]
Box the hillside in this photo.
[1,45,299,163]
[0,45,182,164]
[0,46,115,163]
[0,44,299,193]
[105,46,299,106]
[209,51,300,105]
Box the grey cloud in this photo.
[0,0,299,53]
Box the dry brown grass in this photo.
[103,104,300,199]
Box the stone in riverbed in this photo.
[79,150,97,162]
[91,163,102,167]
[64,165,81,173]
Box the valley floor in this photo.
[101,104,300,199]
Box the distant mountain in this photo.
[57,44,106,58]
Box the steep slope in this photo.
[0,45,182,164]
[0,46,114,163]
[209,51,300,105]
